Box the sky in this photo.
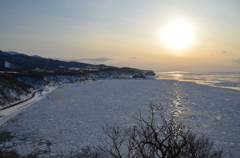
[0,0,240,72]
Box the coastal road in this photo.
[0,89,42,117]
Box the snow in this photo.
[13,75,92,88]
[5,51,19,55]
[32,55,43,58]
[0,86,57,126]
[0,79,239,156]
[69,67,83,71]
[4,61,14,68]
[87,66,99,69]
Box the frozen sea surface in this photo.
[0,79,240,156]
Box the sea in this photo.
[0,71,240,156]
[156,71,240,91]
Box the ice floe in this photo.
[0,79,239,156]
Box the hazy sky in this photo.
[0,0,239,72]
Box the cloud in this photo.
[75,57,113,62]
[232,58,240,64]
[131,57,137,59]
[221,50,228,54]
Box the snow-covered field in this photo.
[0,79,240,156]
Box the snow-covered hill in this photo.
[0,74,32,108]
[0,74,95,108]
[0,69,155,108]
[0,50,155,108]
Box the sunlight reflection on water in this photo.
[156,71,240,91]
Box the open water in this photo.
[156,71,240,91]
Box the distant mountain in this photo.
[0,50,108,72]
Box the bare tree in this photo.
[0,104,233,158]
[98,104,233,158]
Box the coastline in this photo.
[0,86,57,126]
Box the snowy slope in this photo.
[0,75,31,108]
[4,61,15,68]
[5,51,20,55]
[0,74,97,108]
[11,74,94,88]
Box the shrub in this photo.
[0,149,21,158]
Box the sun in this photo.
[161,17,196,50]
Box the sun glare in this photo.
[160,17,196,51]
